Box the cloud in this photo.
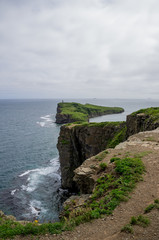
[0,0,159,98]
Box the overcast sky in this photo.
[0,0,159,99]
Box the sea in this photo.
[0,98,159,223]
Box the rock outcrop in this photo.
[57,122,126,190]
[126,107,159,137]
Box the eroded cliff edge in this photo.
[57,107,159,192]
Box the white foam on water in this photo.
[40,115,51,120]
[36,121,46,127]
[37,114,54,128]
[19,169,40,177]
[13,157,61,220]
[21,183,37,193]
[29,199,45,217]
[11,189,18,195]
[19,157,60,193]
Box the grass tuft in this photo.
[121,224,133,234]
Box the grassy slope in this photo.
[58,102,124,122]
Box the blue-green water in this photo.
[0,98,159,222]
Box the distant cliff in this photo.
[55,102,124,124]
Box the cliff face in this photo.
[126,112,159,137]
[57,122,126,190]
[58,107,159,192]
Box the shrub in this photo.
[99,162,107,170]
[110,157,121,163]
[144,204,155,213]
[137,215,150,227]
[121,224,133,234]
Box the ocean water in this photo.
[0,98,159,222]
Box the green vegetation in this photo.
[58,102,124,123]
[144,199,159,213]
[110,157,121,163]
[73,122,126,150]
[121,199,159,234]
[63,156,145,221]
[60,139,70,145]
[95,150,109,161]
[131,107,159,123]
[76,121,124,128]
[131,215,150,227]
[121,215,150,234]
[107,125,127,148]
[0,220,65,238]
[99,162,107,170]
[121,224,134,234]
[0,156,145,239]
[134,151,152,158]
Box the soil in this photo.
[14,129,159,240]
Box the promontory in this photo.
[55,102,124,124]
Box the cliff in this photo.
[55,102,124,124]
[58,107,159,192]
[126,107,159,137]
[57,121,126,190]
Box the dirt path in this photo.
[15,129,159,240]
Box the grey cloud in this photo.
[0,0,159,98]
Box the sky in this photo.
[0,0,159,99]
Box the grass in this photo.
[107,125,127,148]
[121,215,150,234]
[121,199,159,234]
[130,215,150,227]
[121,224,134,233]
[134,151,152,158]
[0,155,145,239]
[76,121,125,128]
[95,150,109,161]
[99,162,107,170]
[131,107,159,123]
[57,102,124,123]
[63,156,145,220]
[144,199,159,213]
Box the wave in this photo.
[37,114,54,128]
[11,189,18,196]
[18,157,60,193]
[36,121,45,127]
[29,199,46,217]
[11,157,61,221]
[19,157,60,178]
